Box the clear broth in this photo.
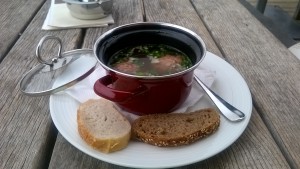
[108,44,192,76]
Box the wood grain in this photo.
[192,0,300,168]
[0,0,294,168]
[185,109,289,169]
[48,0,290,169]
[143,0,222,56]
[141,1,290,168]
[48,0,144,168]
[0,0,83,168]
[82,0,145,49]
[0,0,46,61]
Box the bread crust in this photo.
[131,108,220,147]
[77,99,131,153]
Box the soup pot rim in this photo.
[93,22,206,79]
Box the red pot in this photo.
[93,22,206,115]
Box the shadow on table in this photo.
[239,0,300,48]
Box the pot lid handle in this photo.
[19,35,97,96]
[36,35,62,66]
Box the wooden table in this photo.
[1,0,299,168]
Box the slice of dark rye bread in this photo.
[131,108,220,147]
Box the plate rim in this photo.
[49,51,252,168]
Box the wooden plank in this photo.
[184,109,289,168]
[192,0,300,168]
[49,134,125,169]
[82,0,145,49]
[0,0,46,61]
[0,0,83,168]
[49,0,290,169]
[50,110,289,169]
[48,0,144,168]
[142,0,290,168]
[144,0,222,56]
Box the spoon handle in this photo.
[194,75,245,122]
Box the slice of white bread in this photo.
[131,108,220,147]
[77,99,131,153]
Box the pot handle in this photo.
[94,75,147,103]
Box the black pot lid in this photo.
[20,35,97,96]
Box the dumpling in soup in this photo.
[113,59,138,74]
[152,54,183,74]
[109,44,192,76]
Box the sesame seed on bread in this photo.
[131,108,220,147]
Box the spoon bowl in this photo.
[194,75,245,122]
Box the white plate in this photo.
[50,52,252,168]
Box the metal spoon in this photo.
[194,75,245,122]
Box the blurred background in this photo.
[241,0,300,48]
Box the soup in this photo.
[108,44,192,76]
